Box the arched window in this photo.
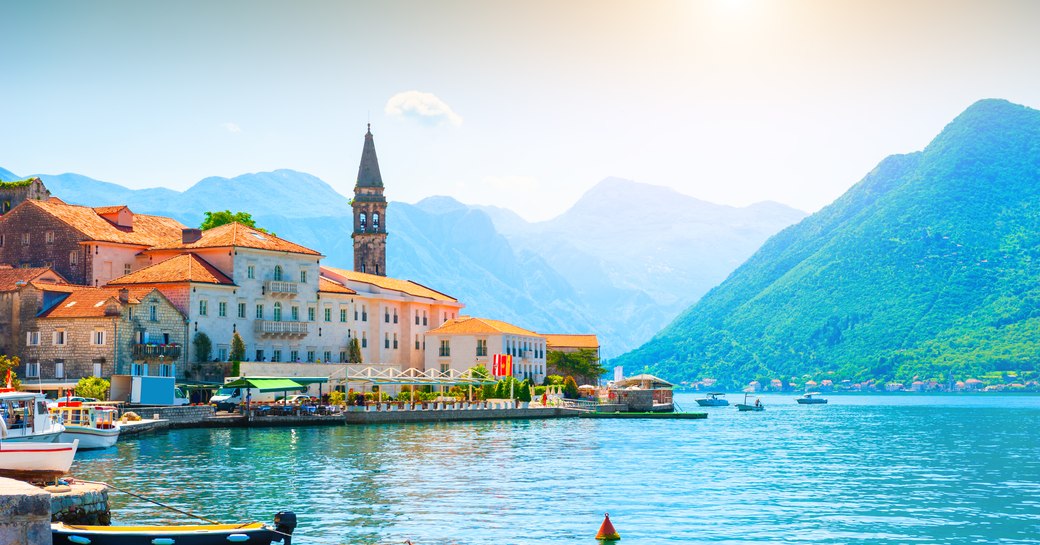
[359,212,367,232]
[373,212,380,231]
[273,302,282,321]
[274,265,283,281]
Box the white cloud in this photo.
[220,122,242,133]
[385,91,463,127]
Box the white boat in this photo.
[796,392,828,404]
[0,390,66,442]
[695,392,730,407]
[735,393,765,412]
[51,402,121,449]
[0,439,79,480]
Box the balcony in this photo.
[255,320,309,337]
[132,344,182,361]
[265,280,299,296]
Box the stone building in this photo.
[0,197,184,285]
[0,266,68,358]
[0,177,50,215]
[352,125,388,276]
[423,316,547,383]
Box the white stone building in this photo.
[423,316,547,383]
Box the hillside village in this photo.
[0,127,599,397]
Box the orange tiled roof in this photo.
[38,286,157,318]
[319,277,356,295]
[25,198,185,246]
[92,205,128,215]
[544,334,600,350]
[0,267,66,291]
[321,266,457,302]
[107,253,234,286]
[427,316,541,337]
[150,222,320,256]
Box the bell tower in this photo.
[352,124,388,276]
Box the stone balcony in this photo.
[264,280,299,296]
[131,344,182,360]
[254,320,309,337]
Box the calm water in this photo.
[72,394,1040,544]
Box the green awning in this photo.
[222,378,306,392]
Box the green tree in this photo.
[562,376,580,399]
[0,355,22,389]
[469,364,490,380]
[193,332,212,363]
[347,337,363,364]
[200,210,273,234]
[229,331,246,376]
[75,376,110,400]
[543,374,564,386]
[547,349,605,384]
[517,379,532,402]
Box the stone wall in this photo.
[51,482,110,525]
[0,201,89,284]
[0,477,51,545]
[147,405,215,423]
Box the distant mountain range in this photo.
[0,171,804,358]
[613,99,1040,386]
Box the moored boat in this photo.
[52,511,298,545]
[51,401,121,449]
[0,439,79,481]
[695,392,729,407]
[735,393,765,412]
[796,392,828,404]
[0,389,66,442]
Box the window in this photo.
[238,302,246,318]
[199,300,208,316]
[290,350,299,362]
[255,349,264,361]
[339,351,347,363]
[423,311,428,326]
[247,265,255,279]
[359,212,367,232]
[340,309,347,322]
[127,306,134,321]
[373,212,380,231]
[158,364,172,378]
[92,362,102,377]
[54,361,64,379]
[272,350,282,362]
[274,266,283,281]
[415,311,420,325]
[218,301,227,317]
[45,231,55,244]
[53,330,66,346]
[324,308,331,322]
[477,339,487,357]
[306,350,315,362]
[0,234,4,246]
[393,333,398,349]
[69,251,78,267]
[291,306,299,321]
[385,308,390,323]
[415,334,420,350]
[440,362,449,374]
[300,270,307,283]
[354,308,358,320]
[21,232,30,245]
[384,333,390,349]
[361,305,367,321]
[393,309,398,324]
[217,347,228,361]
[92,330,106,346]
[308,307,315,321]
[273,302,282,321]
[256,304,264,319]
[26,331,40,346]
[439,340,450,357]
[150,305,157,321]
[124,263,132,275]
[323,351,331,363]
[26,361,40,378]
[361,332,367,348]
[131,363,145,376]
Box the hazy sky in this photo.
[2,0,1039,221]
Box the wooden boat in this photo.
[51,401,121,449]
[53,511,297,545]
[695,392,729,407]
[0,389,66,442]
[735,393,765,412]
[0,439,79,481]
[796,392,828,404]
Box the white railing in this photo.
[254,320,309,335]
[265,280,299,295]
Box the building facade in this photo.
[423,316,547,383]
[0,177,50,216]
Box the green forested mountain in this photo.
[615,99,1040,388]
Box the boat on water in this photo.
[796,392,828,404]
[0,389,65,442]
[51,401,121,449]
[735,393,765,412]
[695,392,729,407]
[0,439,79,481]
[53,511,298,545]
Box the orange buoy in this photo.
[596,513,621,541]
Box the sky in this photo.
[2,0,1040,221]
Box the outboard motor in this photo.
[273,511,297,545]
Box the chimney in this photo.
[182,228,203,244]
[118,288,130,303]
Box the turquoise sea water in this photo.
[72,394,1040,544]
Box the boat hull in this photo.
[796,398,828,404]
[0,439,78,480]
[735,404,764,412]
[2,428,64,442]
[59,426,120,449]
[52,522,284,545]
[695,399,729,407]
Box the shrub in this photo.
[563,376,580,399]
[328,391,345,406]
[76,376,111,400]
[544,374,564,386]
[517,379,532,402]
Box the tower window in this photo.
[359,212,367,232]
[373,212,380,231]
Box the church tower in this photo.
[352,124,388,276]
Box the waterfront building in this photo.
[544,334,600,360]
[0,266,68,358]
[0,196,184,286]
[423,316,547,383]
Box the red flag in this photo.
[492,354,500,376]
[505,355,513,377]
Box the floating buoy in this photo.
[596,513,620,541]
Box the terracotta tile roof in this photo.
[426,316,542,337]
[150,222,320,256]
[0,267,66,291]
[38,287,166,318]
[319,277,356,295]
[92,205,128,215]
[321,266,457,302]
[544,334,600,350]
[25,198,185,246]
[107,253,234,286]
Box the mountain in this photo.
[0,167,20,181]
[0,171,803,358]
[614,99,1040,387]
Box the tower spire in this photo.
[352,125,388,276]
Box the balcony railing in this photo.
[255,320,309,337]
[132,344,182,360]
[265,280,299,296]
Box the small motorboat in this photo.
[796,392,828,404]
[695,392,729,407]
[51,401,121,449]
[735,393,765,412]
[0,389,66,442]
[53,511,297,545]
[0,439,79,481]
